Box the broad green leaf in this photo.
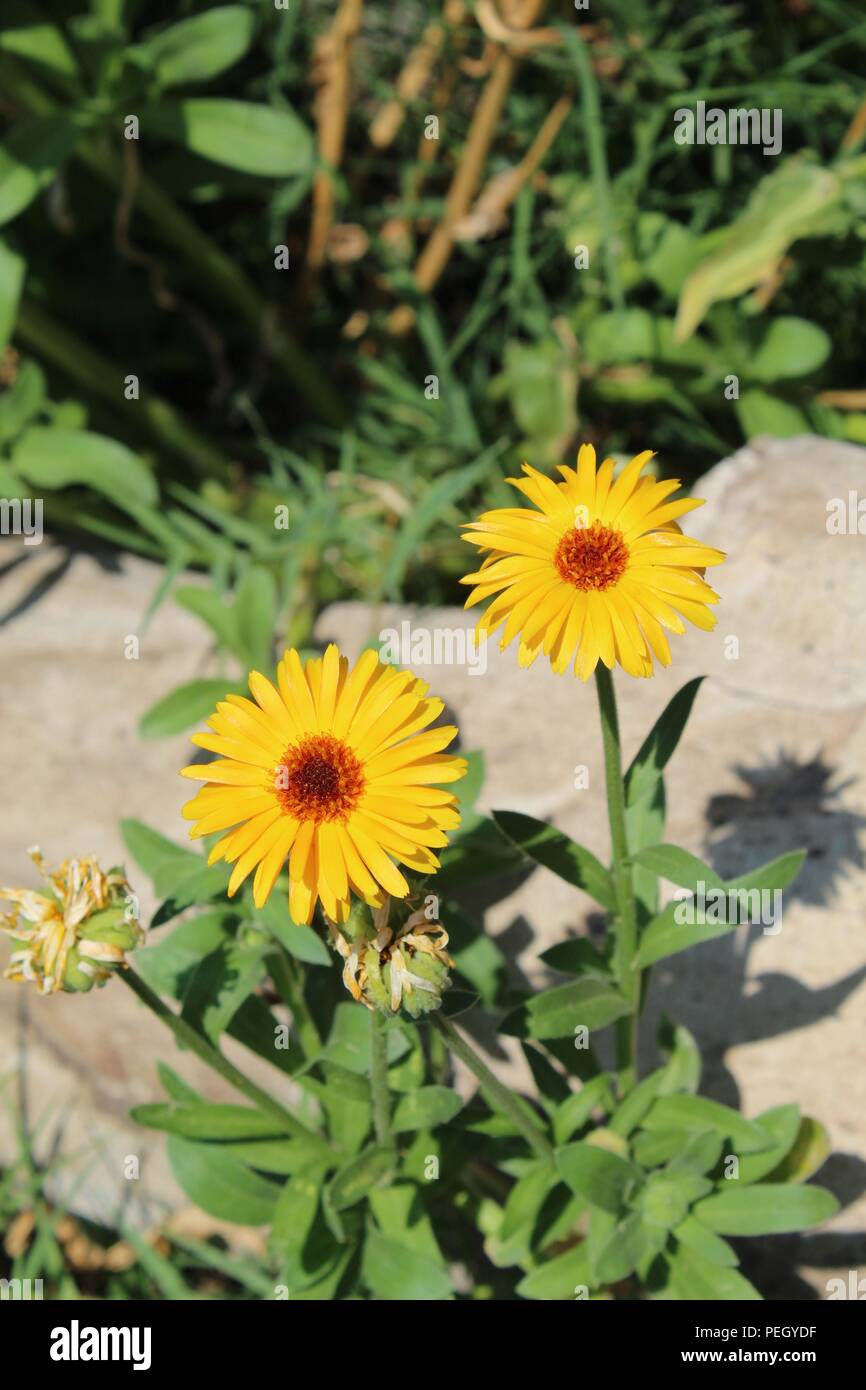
[145,99,314,177]
[736,1105,801,1184]
[258,895,332,966]
[0,117,80,227]
[328,1146,395,1211]
[555,1142,643,1214]
[139,677,245,737]
[269,1169,322,1262]
[736,389,809,440]
[221,1138,327,1176]
[592,1210,659,1284]
[0,358,45,444]
[674,156,845,341]
[624,678,704,807]
[234,564,277,669]
[361,1229,451,1300]
[553,1076,615,1145]
[632,844,723,892]
[369,1183,444,1260]
[516,1241,592,1300]
[321,1003,410,1076]
[539,939,610,978]
[766,1116,831,1185]
[138,7,255,86]
[0,240,24,350]
[673,1213,738,1267]
[500,978,631,1041]
[12,428,157,507]
[499,1161,557,1243]
[131,1101,290,1140]
[667,1244,762,1300]
[0,16,78,80]
[750,317,831,380]
[391,1086,462,1134]
[492,811,615,910]
[167,1135,281,1225]
[120,818,201,896]
[642,1096,773,1153]
[693,1183,839,1236]
[180,937,267,1043]
[174,585,245,662]
[150,863,231,927]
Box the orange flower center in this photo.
[554,522,629,591]
[274,734,365,823]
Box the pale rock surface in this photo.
[0,435,863,1295]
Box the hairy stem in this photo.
[433,1015,554,1161]
[594,665,640,1090]
[370,1010,394,1149]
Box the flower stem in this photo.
[433,1016,554,1162]
[370,1010,394,1150]
[594,665,640,1091]
[121,967,327,1147]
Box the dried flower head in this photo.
[329,896,453,1016]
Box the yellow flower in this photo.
[181,645,466,926]
[0,849,143,994]
[460,444,725,680]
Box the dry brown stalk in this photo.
[453,94,572,240]
[369,1,466,150]
[307,0,365,273]
[386,0,549,333]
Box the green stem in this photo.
[433,1016,554,1162]
[267,947,321,1059]
[594,665,640,1091]
[121,967,326,1146]
[370,1010,394,1150]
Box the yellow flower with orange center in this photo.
[181,645,466,925]
[460,444,725,679]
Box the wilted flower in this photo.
[329,896,453,1017]
[0,849,143,994]
[460,444,725,679]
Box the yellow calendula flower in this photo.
[460,444,725,680]
[181,645,466,926]
[0,849,143,994]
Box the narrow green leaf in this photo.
[492,811,615,910]
[555,1142,643,1214]
[500,978,631,1041]
[693,1183,839,1236]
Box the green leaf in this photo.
[624,678,704,808]
[0,240,24,350]
[736,389,809,440]
[131,1101,291,1140]
[632,844,724,892]
[150,863,231,927]
[539,939,610,978]
[269,1168,322,1262]
[555,1142,643,1214]
[491,811,615,910]
[257,895,332,966]
[180,938,267,1044]
[0,358,45,444]
[146,99,314,177]
[139,677,245,738]
[234,564,277,669]
[138,7,255,86]
[642,1096,774,1154]
[673,1213,738,1267]
[361,1229,452,1300]
[674,156,845,340]
[500,978,631,1041]
[174,586,245,662]
[167,1135,281,1225]
[693,1183,839,1236]
[329,1145,395,1211]
[736,1105,801,1184]
[553,1076,615,1145]
[516,1241,592,1300]
[750,317,831,381]
[12,428,157,507]
[765,1117,831,1185]
[0,117,80,227]
[120,818,201,896]
[391,1086,462,1133]
[636,850,805,967]
[667,1244,762,1300]
[0,19,78,81]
